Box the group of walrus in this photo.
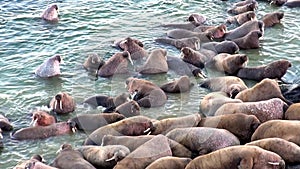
[1,0,300,169]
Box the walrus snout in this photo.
[67,120,77,133]
[52,4,58,10]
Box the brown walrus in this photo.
[180,47,208,69]
[200,41,240,56]
[137,48,168,74]
[251,120,300,146]
[41,4,59,22]
[145,157,192,169]
[237,59,291,81]
[233,0,258,6]
[167,29,214,42]
[119,37,148,60]
[83,53,105,74]
[30,110,56,127]
[205,53,248,75]
[198,113,261,143]
[49,92,76,114]
[226,11,256,25]
[224,20,264,40]
[155,37,201,50]
[160,75,194,93]
[96,51,133,77]
[227,1,258,15]
[284,0,300,8]
[0,114,13,131]
[14,154,57,169]
[185,145,285,169]
[113,37,143,50]
[262,12,284,27]
[114,100,141,117]
[186,13,207,25]
[214,98,285,123]
[284,103,300,120]
[83,92,129,110]
[232,30,262,49]
[193,24,227,39]
[161,13,206,30]
[246,138,300,163]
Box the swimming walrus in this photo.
[224,20,264,40]
[226,11,256,25]
[160,75,194,93]
[284,103,300,120]
[155,37,201,50]
[49,92,76,114]
[232,30,262,49]
[180,47,208,69]
[166,29,214,42]
[262,12,284,27]
[227,1,258,15]
[83,92,129,110]
[137,48,168,74]
[41,4,59,22]
[35,55,62,78]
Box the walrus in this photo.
[193,24,227,39]
[180,47,208,69]
[284,103,300,120]
[280,83,300,104]
[14,154,57,169]
[96,51,133,77]
[166,127,240,155]
[237,59,291,81]
[120,37,148,60]
[0,129,3,147]
[166,29,214,42]
[205,53,248,75]
[185,145,285,169]
[246,138,300,164]
[76,145,130,168]
[125,77,167,108]
[226,11,257,25]
[83,116,154,146]
[233,0,258,7]
[35,55,62,78]
[155,37,201,50]
[199,76,248,98]
[199,91,243,116]
[68,112,125,132]
[151,113,202,135]
[112,37,143,50]
[136,48,168,74]
[145,157,192,169]
[198,113,261,143]
[0,114,13,131]
[113,135,172,169]
[114,100,141,117]
[270,0,287,6]
[51,144,96,169]
[49,92,76,114]
[284,0,300,7]
[83,92,129,110]
[11,121,76,140]
[251,120,300,146]
[41,4,59,22]
[187,13,207,25]
[224,20,264,40]
[227,1,258,15]
[83,53,105,74]
[232,30,262,49]
[161,13,206,30]
[30,110,56,127]
[160,76,194,93]
[200,41,240,57]
[214,98,285,123]
[101,135,193,158]
[235,78,292,105]
[262,12,284,27]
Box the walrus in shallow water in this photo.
[233,0,258,7]
[35,55,62,78]
[226,11,256,25]
[83,93,129,110]
[146,157,192,169]
[14,154,57,169]
[166,29,214,42]
[237,59,291,81]
[232,30,262,49]
[262,12,284,27]
[227,1,258,15]
[224,20,264,40]
[114,100,141,117]
[137,48,168,74]
[155,37,200,50]
[41,4,59,22]
[161,13,206,30]
[200,41,240,57]
[284,0,300,7]
[160,75,194,93]
[49,92,76,114]
[113,37,144,50]
[180,47,208,69]
[83,53,105,74]
[30,110,56,127]
[185,145,285,169]
[119,37,148,60]
[0,114,13,131]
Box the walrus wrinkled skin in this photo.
[83,93,129,110]
[284,103,300,120]
[76,145,130,168]
[198,113,261,143]
[215,98,285,123]
[262,12,284,27]
[51,144,96,169]
[246,138,300,164]
[30,110,56,127]
[113,135,172,169]
[125,77,167,108]
[35,55,62,78]
[166,29,214,43]
[199,76,248,98]
[120,37,148,60]
[180,47,208,69]
[200,41,240,57]
[151,113,202,135]
[199,91,243,116]
[101,135,193,158]
[185,145,285,169]
[160,76,194,93]
[145,157,192,169]
[166,127,240,155]
[251,120,300,146]
[226,11,256,25]
[137,48,168,74]
[114,100,141,117]
[237,59,291,81]
[14,155,57,169]
[232,30,262,49]
[49,92,76,114]
[205,53,248,75]
[0,114,13,131]
[83,53,105,74]
[68,112,125,132]
[228,1,258,15]
[83,116,154,146]
[235,78,292,105]
[11,121,76,140]
[41,4,59,22]
[155,37,200,50]
[224,20,264,40]
[96,51,133,77]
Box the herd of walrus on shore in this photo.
[1,0,300,169]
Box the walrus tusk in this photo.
[29,118,38,127]
[180,52,184,59]
[105,155,117,162]
[53,100,57,110]
[56,147,62,154]
[144,127,151,134]
[130,91,138,100]
[195,41,201,50]
[128,54,134,66]
[268,162,280,166]
[197,72,206,79]
[0,133,3,139]
[59,101,63,111]
[71,127,77,133]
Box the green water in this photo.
[0,0,299,168]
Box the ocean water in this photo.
[0,0,299,168]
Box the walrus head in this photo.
[215,41,240,54]
[41,4,59,22]
[52,93,63,112]
[187,13,207,25]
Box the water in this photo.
[0,0,299,168]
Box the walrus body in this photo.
[167,29,213,43]
[198,113,261,143]
[41,4,59,22]
[232,30,262,49]
[200,41,240,56]
[237,59,291,81]
[226,11,256,25]
[83,54,105,74]
[262,12,284,27]
[284,103,300,120]
[120,37,148,60]
[0,114,13,131]
[35,55,62,78]
[215,98,285,122]
[185,145,285,169]
[137,48,168,74]
[180,47,208,68]
[160,76,194,93]
[284,0,300,7]
[167,56,205,77]
[227,1,257,15]
[83,93,129,110]
[49,92,76,114]
[30,110,56,127]
[14,155,57,169]
[224,20,264,40]
[114,100,141,117]
[155,37,200,50]
[145,157,191,169]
